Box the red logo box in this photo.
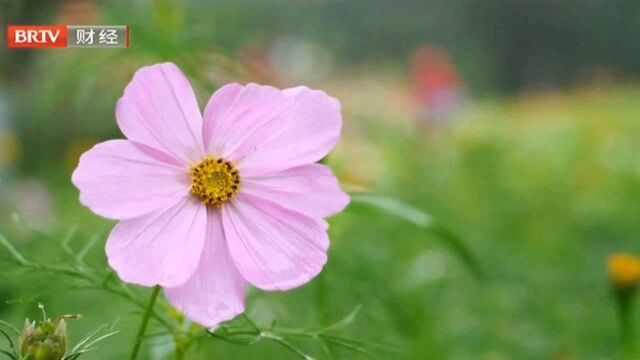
[7,25,68,49]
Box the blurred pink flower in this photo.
[72,62,349,327]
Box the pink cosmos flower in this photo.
[72,62,349,327]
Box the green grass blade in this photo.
[0,321,19,336]
[350,194,484,279]
[0,349,17,360]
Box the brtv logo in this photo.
[8,26,68,48]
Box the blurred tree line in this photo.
[306,0,640,94]
[2,0,640,94]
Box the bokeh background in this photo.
[2,0,640,358]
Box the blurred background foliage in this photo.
[1,0,640,358]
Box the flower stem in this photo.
[314,273,330,326]
[130,286,161,360]
[174,333,189,360]
[615,287,637,358]
[175,345,185,360]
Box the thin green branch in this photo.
[0,234,29,266]
[207,308,400,359]
[260,332,314,360]
[129,286,161,360]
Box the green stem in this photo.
[175,347,184,360]
[130,286,161,360]
[174,333,189,360]
[615,288,636,359]
[314,273,330,326]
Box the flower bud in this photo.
[609,253,640,290]
[19,318,67,360]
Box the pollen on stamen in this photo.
[190,157,241,206]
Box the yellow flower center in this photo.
[190,157,240,206]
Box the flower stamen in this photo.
[190,157,241,206]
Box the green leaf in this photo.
[209,313,398,359]
[0,234,29,266]
[0,320,20,336]
[0,328,17,358]
[350,194,432,227]
[259,332,315,360]
[69,323,119,355]
[320,305,362,333]
[0,349,17,360]
[350,194,485,279]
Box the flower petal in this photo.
[223,194,328,291]
[165,209,246,328]
[236,86,342,176]
[202,83,293,159]
[242,164,350,218]
[116,62,204,163]
[72,140,190,220]
[106,197,207,287]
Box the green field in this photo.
[2,82,640,358]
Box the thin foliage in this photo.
[0,231,381,358]
[207,309,401,359]
[350,193,485,279]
